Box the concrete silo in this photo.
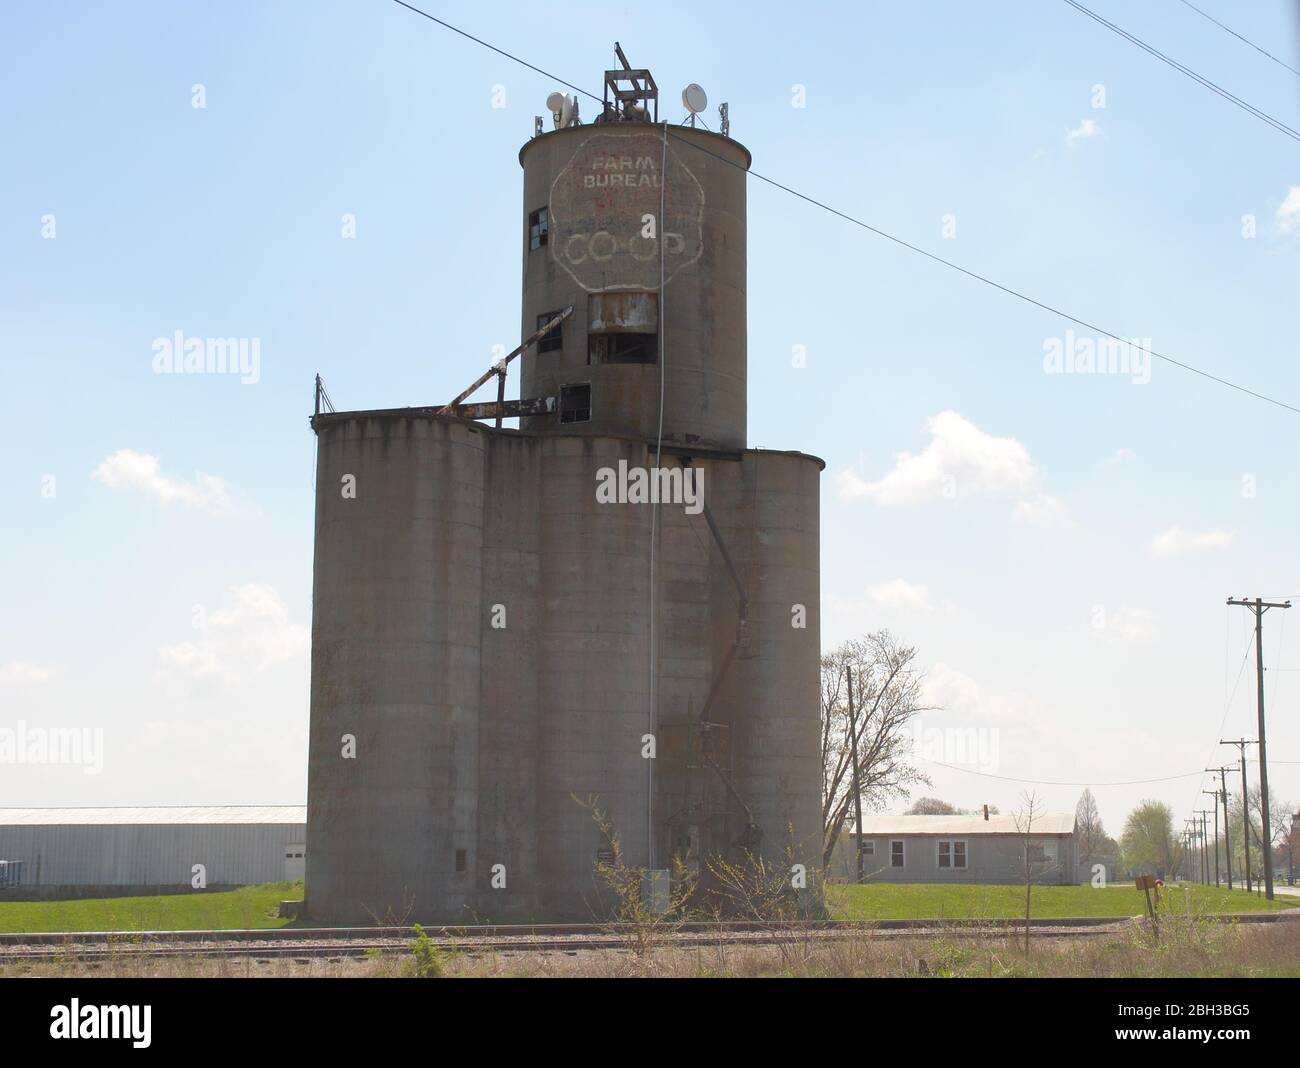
[305,51,823,924]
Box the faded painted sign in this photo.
[548,131,704,292]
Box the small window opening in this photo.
[588,332,657,364]
[455,848,467,872]
[560,383,591,423]
[537,311,563,353]
[528,207,549,250]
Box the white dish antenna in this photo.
[546,91,566,128]
[682,83,708,114]
[559,93,575,128]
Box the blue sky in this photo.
[3,1,1299,838]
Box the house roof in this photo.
[0,806,306,826]
[852,813,1075,836]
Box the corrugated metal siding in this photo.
[0,806,305,826]
[0,823,306,886]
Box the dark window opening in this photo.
[890,840,905,868]
[455,848,467,872]
[528,207,548,250]
[559,383,591,424]
[588,332,657,365]
[537,311,563,353]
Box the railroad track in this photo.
[1,912,1292,962]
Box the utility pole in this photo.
[1202,792,1220,887]
[845,665,864,884]
[1207,766,1233,889]
[1196,809,1213,886]
[1227,596,1289,900]
[1221,739,1258,892]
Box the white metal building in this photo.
[0,806,306,897]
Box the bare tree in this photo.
[820,631,933,868]
[1013,790,1044,955]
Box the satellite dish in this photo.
[559,94,574,127]
[682,83,708,114]
[546,92,566,126]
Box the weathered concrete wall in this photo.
[306,415,822,923]
[307,416,484,924]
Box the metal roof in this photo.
[852,813,1075,836]
[0,806,306,826]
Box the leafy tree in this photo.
[907,797,961,815]
[1120,799,1177,877]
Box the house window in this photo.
[455,849,467,873]
[528,207,548,250]
[559,383,591,423]
[537,311,563,353]
[858,839,875,856]
[890,840,904,868]
[938,840,967,869]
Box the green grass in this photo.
[827,881,1297,921]
[0,881,302,934]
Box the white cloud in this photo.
[1147,526,1233,559]
[92,449,231,515]
[840,411,1041,506]
[1094,606,1160,644]
[1012,494,1071,529]
[865,578,954,616]
[1102,448,1135,465]
[1278,186,1300,235]
[921,663,1042,727]
[154,583,308,690]
[1066,117,1100,147]
[0,661,56,685]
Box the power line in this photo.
[1061,0,1300,142]
[1176,0,1300,79]
[388,0,596,103]
[919,758,1204,787]
[389,1,1300,417]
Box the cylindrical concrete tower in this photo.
[305,60,823,925]
[519,124,750,450]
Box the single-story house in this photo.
[836,812,1078,884]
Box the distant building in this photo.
[0,806,306,899]
[836,813,1078,884]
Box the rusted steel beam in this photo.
[439,306,573,414]
[450,396,557,420]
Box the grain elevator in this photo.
[305,49,823,923]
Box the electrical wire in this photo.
[1061,0,1300,142]
[387,0,1300,417]
[1176,0,1300,79]
[920,758,1205,787]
